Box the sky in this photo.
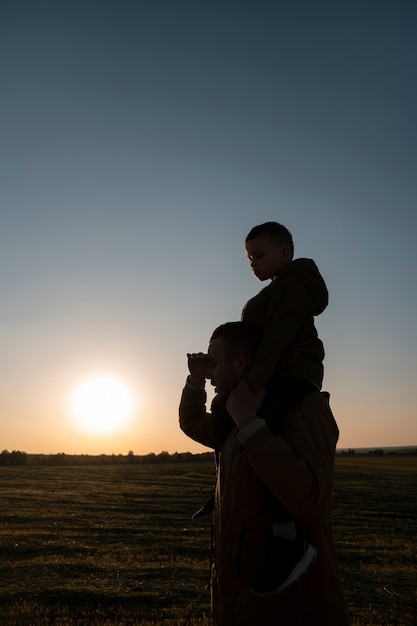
[1,0,416,455]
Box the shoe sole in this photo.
[250,543,318,597]
[191,512,214,523]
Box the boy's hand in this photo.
[226,381,265,429]
[187,352,210,387]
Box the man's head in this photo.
[245,221,294,281]
[206,322,262,398]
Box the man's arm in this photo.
[227,382,338,522]
[179,384,234,451]
[179,353,233,451]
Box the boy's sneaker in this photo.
[250,533,317,596]
[192,491,215,523]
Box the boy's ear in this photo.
[281,245,292,262]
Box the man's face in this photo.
[206,337,243,399]
[245,236,290,281]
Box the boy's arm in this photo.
[246,277,313,391]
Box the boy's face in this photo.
[245,236,291,281]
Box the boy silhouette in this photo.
[193,221,328,596]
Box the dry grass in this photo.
[0,457,416,624]
[334,456,417,625]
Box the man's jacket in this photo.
[179,386,348,626]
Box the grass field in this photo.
[334,456,417,626]
[0,457,416,625]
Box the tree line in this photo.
[0,449,214,466]
[2,447,416,467]
[337,447,417,456]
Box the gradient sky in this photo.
[1,0,416,455]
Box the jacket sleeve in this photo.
[246,278,315,391]
[179,384,234,451]
[239,392,338,522]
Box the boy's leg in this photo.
[250,529,317,596]
[251,380,318,596]
[192,449,218,522]
[250,495,316,596]
[192,489,215,522]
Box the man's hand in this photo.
[187,352,210,387]
[226,381,265,429]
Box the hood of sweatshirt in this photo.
[275,258,328,316]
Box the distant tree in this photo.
[340,449,356,456]
[157,451,171,463]
[139,452,157,463]
[0,450,10,465]
[9,450,28,466]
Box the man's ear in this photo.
[235,352,248,374]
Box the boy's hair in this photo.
[209,321,262,361]
[245,221,294,258]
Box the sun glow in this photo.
[69,374,137,436]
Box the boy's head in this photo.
[245,221,294,281]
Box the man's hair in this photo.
[245,221,294,258]
[209,322,262,361]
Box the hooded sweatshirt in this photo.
[241,258,329,392]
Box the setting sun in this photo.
[69,375,137,436]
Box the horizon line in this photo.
[2,444,417,457]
